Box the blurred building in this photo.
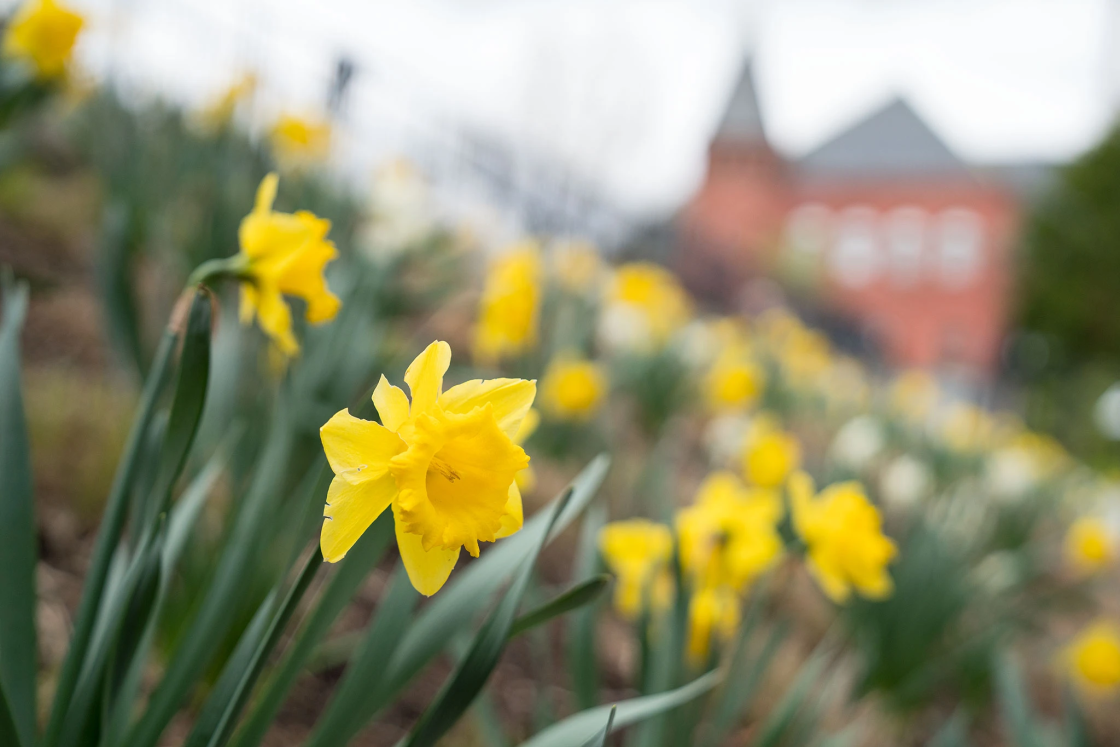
[678,60,1031,378]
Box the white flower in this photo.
[879,454,932,509]
[829,416,884,471]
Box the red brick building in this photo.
[677,61,1024,377]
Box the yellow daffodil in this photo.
[237,173,340,356]
[790,472,897,603]
[742,420,801,489]
[676,471,783,593]
[540,356,607,421]
[600,263,690,352]
[199,72,257,130]
[939,403,994,454]
[3,0,83,80]
[1066,517,1115,576]
[473,242,542,365]
[889,369,939,424]
[705,354,764,413]
[513,408,540,494]
[551,239,604,293]
[1066,620,1120,693]
[686,586,740,665]
[599,519,674,619]
[320,341,535,596]
[270,113,332,166]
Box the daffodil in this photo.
[599,519,674,619]
[237,173,340,356]
[551,240,604,293]
[1066,620,1120,693]
[676,471,783,593]
[742,420,801,489]
[790,472,897,603]
[777,326,831,389]
[473,243,542,365]
[889,369,939,424]
[3,0,83,80]
[686,586,740,665]
[540,356,607,421]
[705,354,763,413]
[938,403,994,454]
[270,113,332,166]
[320,341,535,595]
[599,263,690,352]
[199,72,257,130]
[1065,517,1115,576]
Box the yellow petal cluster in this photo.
[603,263,690,350]
[686,587,740,666]
[742,420,801,489]
[1065,517,1115,576]
[705,354,764,413]
[199,72,257,130]
[676,471,783,593]
[551,240,604,294]
[319,341,535,595]
[270,114,332,166]
[598,519,674,619]
[473,242,542,365]
[889,369,939,424]
[238,173,340,356]
[1066,620,1120,693]
[790,472,897,603]
[3,0,83,80]
[540,356,607,421]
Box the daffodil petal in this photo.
[806,551,851,603]
[396,517,460,596]
[239,283,258,325]
[254,285,298,356]
[320,409,405,483]
[404,340,451,416]
[320,473,396,562]
[439,378,537,439]
[255,172,279,213]
[373,375,410,432]
[496,480,523,539]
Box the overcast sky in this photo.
[64,0,1119,217]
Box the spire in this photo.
[715,57,766,144]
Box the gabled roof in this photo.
[715,58,766,144]
[798,97,970,180]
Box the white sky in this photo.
[56,0,1120,217]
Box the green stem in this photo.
[187,255,251,288]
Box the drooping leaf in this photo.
[0,275,35,747]
[510,575,610,639]
[517,671,721,747]
[567,503,606,711]
[577,705,616,747]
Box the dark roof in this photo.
[797,97,971,180]
[715,58,766,143]
[976,161,1058,201]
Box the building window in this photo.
[884,207,926,287]
[785,203,832,259]
[829,206,880,289]
[937,209,984,289]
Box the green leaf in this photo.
[126,426,302,747]
[567,504,606,711]
[45,326,180,747]
[510,575,610,638]
[518,670,721,747]
[1062,685,1090,747]
[928,710,971,747]
[701,582,786,747]
[753,642,830,747]
[577,705,616,747]
[388,455,610,692]
[184,592,278,747]
[0,275,36,747]
[994,653,1046,747]
[402,489,573,747]
[229,513,394,747]
[95,200,146,376]
[139,287,213,534]
[200,548,323,747]
[305,563,420,747]
[0,676,21,747]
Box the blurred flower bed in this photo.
[2,3,1120,747]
